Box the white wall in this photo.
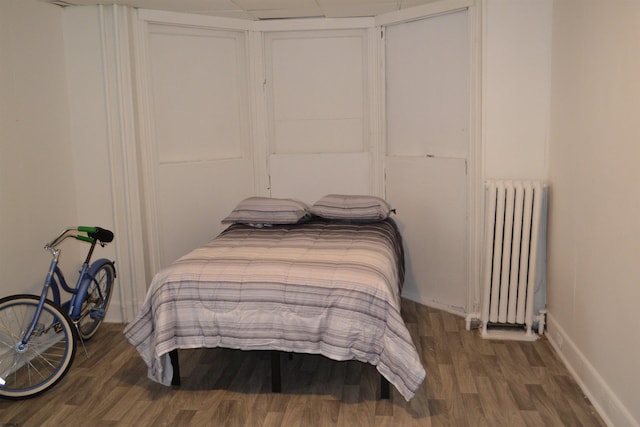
[62,7,112,230]
[62,5,126,321]
[0,0,79,295]
[482,0,551,180]
[547,1,640,426]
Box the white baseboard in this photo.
[546,313,639,427]
[401,290,466,318]
[481,328,539,341]
[104,299,126,324]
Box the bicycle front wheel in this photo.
[0,295,76,399]
[77,261,115,340]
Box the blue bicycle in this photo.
[0,226,116,399]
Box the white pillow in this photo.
[310,194,394,222]
[222,197,310,226]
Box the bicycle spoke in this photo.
[25,355,55,382]
[0,304,29,343]
[76,262,114,341]
[0,296,76,398]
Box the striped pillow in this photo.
[310,194,394,222]
[222,197,310,226]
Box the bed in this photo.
[124,195,425,401]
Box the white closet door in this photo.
[145,24,254,268]
[385,10,469,313]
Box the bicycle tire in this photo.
[0,295,76,399]
[76,261,115,341]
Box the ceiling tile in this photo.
[231,0,318,11]
[232,0,322,19]
[400,0,442,7]
[317,0,398,5]
[321,3,398,18]
[247,8,323,19]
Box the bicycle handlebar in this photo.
[46,226,114,249]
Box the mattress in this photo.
[124,218,425,400]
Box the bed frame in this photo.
[168,349,390,399]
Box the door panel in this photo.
[385,10,469,312]
[386,10,469,158]
[386,157,467,311]
[264,29,372,202]
[269,153,371,204]
[157,160,254,267]
[145,24,254,268]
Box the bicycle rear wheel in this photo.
[0,295,76,399]
[77,261,115,340]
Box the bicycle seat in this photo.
[89,227,114,243]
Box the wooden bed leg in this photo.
[169,349,181,386]
[271,351,282,393]
[380,375,390,399]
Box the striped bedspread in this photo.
[124,218,425,400]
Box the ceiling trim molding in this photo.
[375,0,474,26]
[254,16,374,32]
[137,8,252,30]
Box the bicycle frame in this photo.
[18,227,111,347]
[45,253,97,319]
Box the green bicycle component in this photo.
[76,226,97,243]
[75,235,94,243]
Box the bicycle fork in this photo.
[19,253,61,350]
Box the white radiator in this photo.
[481,180,547,340]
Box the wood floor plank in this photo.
[567,397,608,427]
[507,380,536,411]
[261,412,285,427]
[461,392,491,427]
[0,300,608,427]
[448,333,478,394]
[526,383,570,427]
[553,373,606,426]
[278,394,307,427]
[316,399,341,425]
[478,375,530,426]
[520,409,547,427]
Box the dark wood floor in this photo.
[0,300,606,426]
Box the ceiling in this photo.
[44,0,443,20]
